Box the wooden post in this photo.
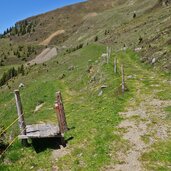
[114,57,117,74]
[55,91,68,134]
[14,90,28,146]
[109,47,111,61]
[107,47,111,64]
[107,47,109,64]
[121,64,125,94]
[55,101,62,133]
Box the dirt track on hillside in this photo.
[40,30,65,45]
[27,47,57,65]
[111,96,171,171]
[103,66,171,171]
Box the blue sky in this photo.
[0,0,86,33]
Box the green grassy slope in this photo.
[0,38,43,67]
[0,0,171,170]
[0,43,170,170]
[0,43,131,170]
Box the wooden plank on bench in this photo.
[19,123,61,139]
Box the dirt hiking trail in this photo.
[104,57,171,171]
[40,30,65,46]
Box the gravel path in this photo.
[105,71,171,171]
[27,47,57,65]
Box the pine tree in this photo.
[0,67,18,87]
[18,65,25,75]
[0,72,7,86]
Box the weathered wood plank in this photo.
[18,123,61,139]
[18,135,28,139]
[26,124,39,133]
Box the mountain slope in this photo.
[1,0,171,71]
[0,43,170,171]
[0,0,171,170]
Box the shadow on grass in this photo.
[0,143,8,155]
[31,136,74,153]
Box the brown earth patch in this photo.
[40,30,65,45]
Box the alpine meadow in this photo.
[0,0,171,171]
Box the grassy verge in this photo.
[141,141,171,171]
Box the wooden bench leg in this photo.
[61,134,66,147]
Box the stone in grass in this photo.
[151,58,156,64]
[19,83,25,88]
[34,103,44,113]
[59,73,66,80]
[134,47,142,52]
[101,85,108,89]
[98,90,103,96]
[68,65,75,71]
[98,85,108,96]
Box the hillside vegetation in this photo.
[1,0,171,71]
[0,0,171,170]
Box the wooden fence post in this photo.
[107,47,112,64]
[114,57,117,74]
[106,47,109,64]
[109,47,112,61]
[121,64,125,94]
[55,91,68,134]
[14,90,28,146]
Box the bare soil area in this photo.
[27,47,57,65]
[40,30,65,46]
